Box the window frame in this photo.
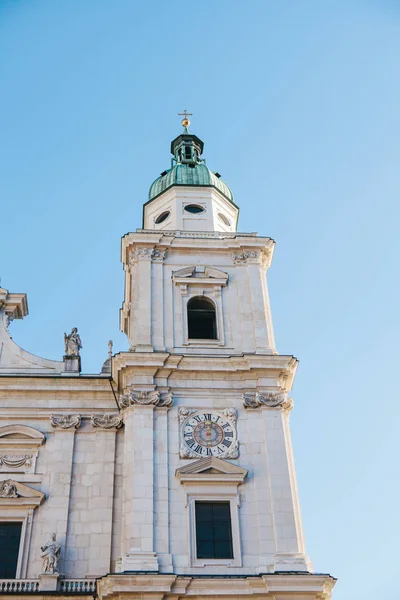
[0,518,25,578]
[0,426,45,578]
[188,494,242,567]
[176,456,248,569]
[187,296,218,341]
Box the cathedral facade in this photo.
[0,122,336,599]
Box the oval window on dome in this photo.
[218,213,231,226]
[184,204,205,214]
[155,211,170,224]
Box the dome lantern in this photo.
[143,119,238,233]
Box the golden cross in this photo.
[178,110,193,130]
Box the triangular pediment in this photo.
[0,479,45,506]
[176,457,247,485]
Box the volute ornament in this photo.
[243,391,293,411]
[50,414,81,429]
[232,251,259,264]
[91,414,123,429]
[119,388,173,408]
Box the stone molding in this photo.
[96,573,336,600]
[242,391,294,411]
[176,456,248,484]
[91,414,123,429]
[119,388,173,408]
[50,414,81,430]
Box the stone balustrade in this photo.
[0,579,96,594]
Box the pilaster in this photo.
[119,400,158,572]
[261,405,310,571]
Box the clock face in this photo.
[181,411,237,458]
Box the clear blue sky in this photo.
[1,1,399,597]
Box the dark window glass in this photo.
[184,204,205,214]
[155,211,170,224]
[187,297,217,340]
[0,522,22,578]
[185,146,192,159]
[195,501,233,559]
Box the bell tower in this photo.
[111,117,335,599]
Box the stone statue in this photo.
[41,533,61,573]
[64,328,82,356]
[0,479,19,498]
[108,340,113,359]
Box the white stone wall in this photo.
[122,232,276,355]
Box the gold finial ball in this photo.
[181,117,190,128]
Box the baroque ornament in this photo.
[0,479,19,498]
[232,251,259,264]
[242,391,293,411]
[50,414,81,429]
[119,389,173,408]
[129,247,168,264]
[0,455,32,469]
[91,414,123,429]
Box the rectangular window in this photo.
[195,501,233,559]
[0,522,22,578]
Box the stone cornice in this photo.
[121,231,275,266]
[96,573,336,600]
[113,353,298,395]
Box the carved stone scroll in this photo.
[129,247,168,265]
[232,251,259,264]
[243,391,293,411]
[50,414,81,430]
[91,414,123,429]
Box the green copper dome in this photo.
[149,163,234,203]
[148,131,235,204]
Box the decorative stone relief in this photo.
[232,249,272,268]
[119,389,173,408]
[232,251,259,264]
[91,414,123,429]
[152,247,168,261]
[0,479,19,497]
[50,414,81,429]
[5,314,14,331]
[40,533,61,574]
[242,391,293,411]
[0,455,32,470]
[129,247,168,264]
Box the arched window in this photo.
[187,297,217,340]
